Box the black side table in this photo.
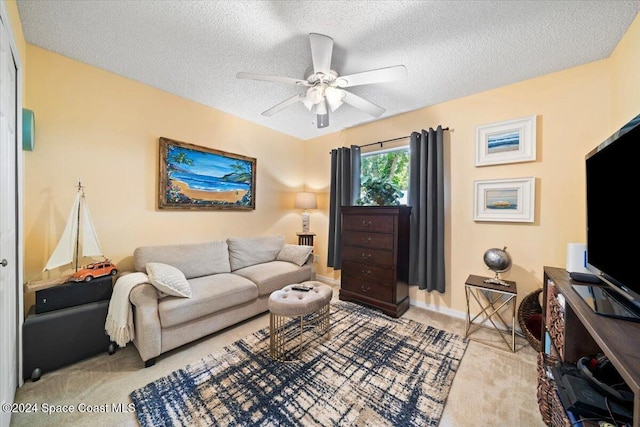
[464,274,518,352]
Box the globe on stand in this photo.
[483,247,512,286]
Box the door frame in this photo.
[0,0,25,392]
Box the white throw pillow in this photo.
[277,244,313,266]
[146,262,192,298]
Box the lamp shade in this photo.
[295,192,317,209]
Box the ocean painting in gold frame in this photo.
[158,137,256,210]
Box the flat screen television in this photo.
[580,112,640,321]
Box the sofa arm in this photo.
[304,252,315,266]
[129,283,162,363]
[304,253,316,281]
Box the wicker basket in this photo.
[547,290,566,360]
[536,353,571,427]
[517,288,543,352]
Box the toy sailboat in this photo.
[25,181,105,292]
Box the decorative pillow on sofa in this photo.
[134,241,230,278]
[227,235,285,271]
[146,262,192,298]
[277,244,313,266]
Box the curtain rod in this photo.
[358,127,450,149]
[328,127,450,154]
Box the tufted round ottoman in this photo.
[268,281,333,361]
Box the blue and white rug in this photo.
[130,300,468,427]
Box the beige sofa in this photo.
[129,235,315,367]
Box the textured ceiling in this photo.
[16,1,640,141]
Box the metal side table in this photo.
[464,274,518,352]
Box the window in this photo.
[360,146,410,205]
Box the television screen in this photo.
[585,113,640,318]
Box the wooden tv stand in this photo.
[542,266,640,427]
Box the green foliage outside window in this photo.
[357,148,409,206]
[360,150,409,187]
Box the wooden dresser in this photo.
[339,205,411,317]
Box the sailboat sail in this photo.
[80,194,103,257]
[43,184,103,271]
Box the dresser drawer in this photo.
[342,245,394,266]
[342,230,394,250]
[343,214,394,233]
[342,260,394,284]
[341,277,393,303]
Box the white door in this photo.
[0,12,19,427]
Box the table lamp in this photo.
[295,192,317,232]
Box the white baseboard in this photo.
[409,299,467,321]
[315,275,339,287]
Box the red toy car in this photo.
[70,260,118,282]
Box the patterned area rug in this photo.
[130,301,468,427]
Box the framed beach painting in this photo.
[473,177,535,223]
[475,115,536,166]
[158,137,256,210]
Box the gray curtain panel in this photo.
[408,127,445,292]
[327,145,361,269]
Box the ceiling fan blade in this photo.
[261,94,305,117]
[236,72,309,86]
[309,33,333,76]
[335,65,407,88]
[342,91,385,117]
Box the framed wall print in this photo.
[475,115,536,166]
[158,137,256,210]
[473,177,535,223]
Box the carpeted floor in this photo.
[10,286,546,426]
[131,301,467,427]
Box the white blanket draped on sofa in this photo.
[105,272,150,347]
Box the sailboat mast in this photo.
[74,181,82,272]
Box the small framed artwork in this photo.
[473,177,535,223]
[475,115,536,166]
[158,137,256,210]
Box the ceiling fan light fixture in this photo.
[306,86,324,104]
[324,86,345,111]
[313,99,328,115]
[301,97,314,111]
[237,33,407,129]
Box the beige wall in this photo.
[307,14,640,316]
[17,9,640,316]
[610,12,640,129]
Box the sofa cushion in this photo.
[277,244,313,266]
[146,262,192,298]
[134,241,231,279]
[227,235,285,271]
[232,261,314,297]
[158,273,257,328]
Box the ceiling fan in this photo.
[237,33,407,129]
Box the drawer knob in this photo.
[362,237,372,243]
[361,253,371,259]
[362,220,372,226]
[361,269,372,275]
[361,285,370,292]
